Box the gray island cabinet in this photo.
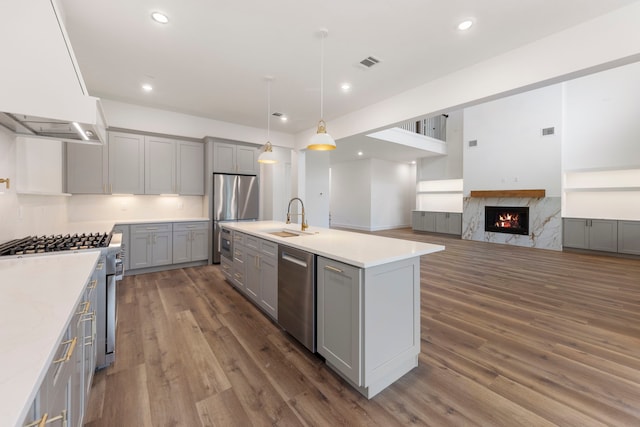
[221,221,444,399]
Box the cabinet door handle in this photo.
[324,265,344,274]
[54,338,77,363]
[24,412,48,427]
[76,301,90,315]
[110,184,113,193]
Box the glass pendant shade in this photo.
[308,119,336,150]
[258,141,277,164]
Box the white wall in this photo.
[417,110,463,181]
[330,158,414,231]
[562,61,640,220]
[370,159,414,230]
[463,84,563,196]
[304,151,330,228]
[563,61,640,171]
[67,195,203,222]
[102,99,295,148]
[330,160,371,229]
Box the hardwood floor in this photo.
[85,229,640,426]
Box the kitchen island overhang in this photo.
[221,221,444,398]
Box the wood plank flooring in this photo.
[84,229,640,426]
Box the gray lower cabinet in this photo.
[316,256,362,386]
[130,223,173,269]
[618,220,640,255]
[22,268,98,427]
[231,232,246,291]
[413,211,461,235]
[563,218,618,252]
[229,233,278,319]
[172,222,208,263]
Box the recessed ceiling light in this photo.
[411,160,416,165]
[341,83,351,92]
[458,19,473,31]
[357,151,363,156]
[280,116,288,122]
[151,12,169,24]
[142,83,153,92]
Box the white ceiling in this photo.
[58,0,635,163]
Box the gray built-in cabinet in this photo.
[67,131,204,195]
[563,218,640,255]
[225,230,278,319]
[172,222,208,264]
[213,141,259,174]
[22,259,100,427]
[129,223,173,269]
[412,211,462,235]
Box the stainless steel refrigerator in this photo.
[212,173,259,263]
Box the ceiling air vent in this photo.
[272,112,283,117]
[468,140,478,147]
[359,56,381,69]
[542,127,555,136]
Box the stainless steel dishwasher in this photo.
[278,244,316,352]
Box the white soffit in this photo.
[367,127,447,156]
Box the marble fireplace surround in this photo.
[462,190,562,251]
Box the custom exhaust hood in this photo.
[0,103,106,145]
[0,1,107,144]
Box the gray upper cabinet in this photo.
[145,137,204,195]
[109,131,145,194]
[177,141,204,195]
[145,136,176,194]
[213,141,258,174]
[69,131,204,196]
[66,142,108,194]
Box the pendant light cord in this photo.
[267,79,271,141]
[320,31,325,120]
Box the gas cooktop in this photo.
[0,232,111,256]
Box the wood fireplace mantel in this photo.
[469,189,546,198]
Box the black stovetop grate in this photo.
[0,232,111,256]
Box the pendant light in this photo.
[258,76,277,164]
[307,28,336,151]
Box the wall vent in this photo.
[272,112,284,117]
[542,127,555,136]
[359,56,381,68]
[468,140,478,147]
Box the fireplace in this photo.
[485,206,529,235]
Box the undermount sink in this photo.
[264,228,318,238]
[268,231,301,238]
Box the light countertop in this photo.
[222,221,445,268]
[0,251,100,427]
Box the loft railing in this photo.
[398,115,447,142]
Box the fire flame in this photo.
[495,213,520,229]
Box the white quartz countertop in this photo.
[222,221,444,268]
[0,251,100,427]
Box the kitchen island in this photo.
[221,221,444,398]
[0,251,100,427]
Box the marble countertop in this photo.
[222,221,445,268]
[0,251,100,427]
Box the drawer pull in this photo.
[88,279,98,289]
[24,413,47,427]
[80,312,95,323]
[324,265,344,274]
[96,262,104,271]
[76,301,90,315]
[54,338,77,364]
